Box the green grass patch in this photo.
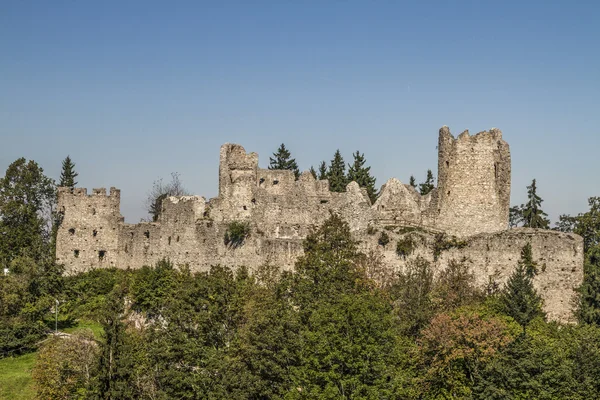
[63,319,104,341]
[0,352,36,400]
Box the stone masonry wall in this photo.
[56,127,583,321]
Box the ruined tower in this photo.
[436,126,511,237]
[217,143,259,220]
[56,187,123,272]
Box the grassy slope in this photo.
[0,352,36,400]
[0,320,103,400]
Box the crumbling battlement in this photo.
[56,126,583,321]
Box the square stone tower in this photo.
[435,126,511,237]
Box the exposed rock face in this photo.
[56,127,583,322]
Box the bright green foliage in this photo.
[0,158,56,264]
[62,268,126,321]
[577,245,600,325]
[522,179,550,229]
[145,265,255,399]
[130,259,177,316]
[0,352,36,400]
[327,150,347,192]
[292,213,363,307]
[500,244,545,333]
[0,256,63,357]
[269,143,300,179]
[347,150,378,203]
[409,175,416,189]
[59,155,78,189]
[288,214,404,398]
[317,160,328,180]
[291,293,400,399]
[224,221,250,248]
[238,279,301,398]
[419,169,435,195]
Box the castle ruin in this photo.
[56,126,583,321]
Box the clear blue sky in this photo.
[1,1,599,223]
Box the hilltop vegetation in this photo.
[1,154,600,399]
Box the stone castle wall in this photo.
[56,126,584,321]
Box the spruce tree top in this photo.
[347,151,378,204]
[59,156,78,189]
[328,150,347,193]
[522,179,549,229]
[269,143,300,179]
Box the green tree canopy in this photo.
[327,150,347,192]
[268,143,300,179]
[59,155,78,189]
[0,158,56,264]
[347,150,378,203]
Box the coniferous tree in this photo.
[328,150,347,192]
[501,244,545,333]
[347,150,378,203]
[509,205,524,228]
[59,155,78,188]
[309,166,317,179]
[409,175,417,189]
[577,245,600,325]
[522,179,550,229]
[419,170,435,195]
[268,143,300,179]
[92,286,135,399]
[317,161,328,180]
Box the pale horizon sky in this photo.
[1,1,599,223]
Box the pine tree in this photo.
[328,150,347,192]
[59,156,78,188]
[347,151,378,203]
[309,166,317,179]
[419,170,435,195]
[268,143,300,179]
[409,175,416,189]
[317,161,328,180]
[522,179,549,229]
[501,244,545,333]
